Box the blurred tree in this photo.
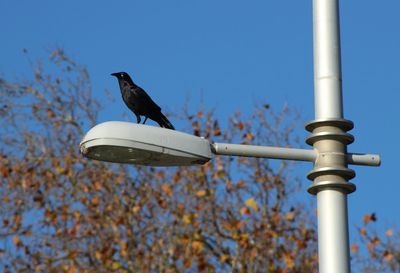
[351,213,400,273]
[0,49,395,273]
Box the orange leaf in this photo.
[95,251,102,261]
[183,214,191,225]
[240,207,251,215]
[351,244,359,253]
[360,228,367,237]
[213,120,221,136]
[220,254,230,263]
[158,198,168,209]
[285,211,295,222]
[370,236,380,246]
[283,253,295,269]
[385,229,393,236]
[131,205,141,214]
[13,235,22,248]
[91,196,100,206]
[384,250,394,262]
[245,132,254,141]
[94,181,102,191]
[237,121,244,130]
[192,240,204,254]
[245,198,259,211]
[161,184,173,197]
[363,213,377,224]
[173,171,182,182]
[47,108,55,119]
[196,190,207,198]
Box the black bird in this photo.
[111,72,175,130]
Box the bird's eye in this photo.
[120,74,124,77]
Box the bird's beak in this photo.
[111,73,118,77]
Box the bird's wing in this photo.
[131,86,162,112]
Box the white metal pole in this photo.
[309,0,353,272]
[313,0,343,119]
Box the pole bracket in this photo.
[306,118,357,195]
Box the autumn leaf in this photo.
[213,120,221,136]
[240,207,251,215]
[351,243,359,253]
[367,243,375,252]
[158,198,168,209]
[195,190,207,198]
[131,205,141,214]
[383,250,394,262]
[245,198,259,211]
[93,181,102,191]
[161,184,173,197]
[220,254,230,263]
[13,235,22,248]
[237,121,244,130]
[245,132,254,141]
[385,229,393,236]
[283,253,295,269]
[91,196,100,206]
[95,251,102,261]
[173,171,182,182]
[192,240,204,254]
[46,108,55,119]
[370,236,380,246]
[112,262,122,270]
[183,214,192,225]
[285,211,295,222]
[360,228,367,237]
[363,213,377,224]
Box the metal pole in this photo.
[308,0,354,272]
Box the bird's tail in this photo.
[158,113,175,130]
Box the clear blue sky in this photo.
[1,0,399,236]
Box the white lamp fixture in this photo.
[80,121,212,166]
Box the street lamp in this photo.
[80,0,380,272]
[80,122,379,169]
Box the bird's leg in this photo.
[142,117,148,124]
[136,114,141,124]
